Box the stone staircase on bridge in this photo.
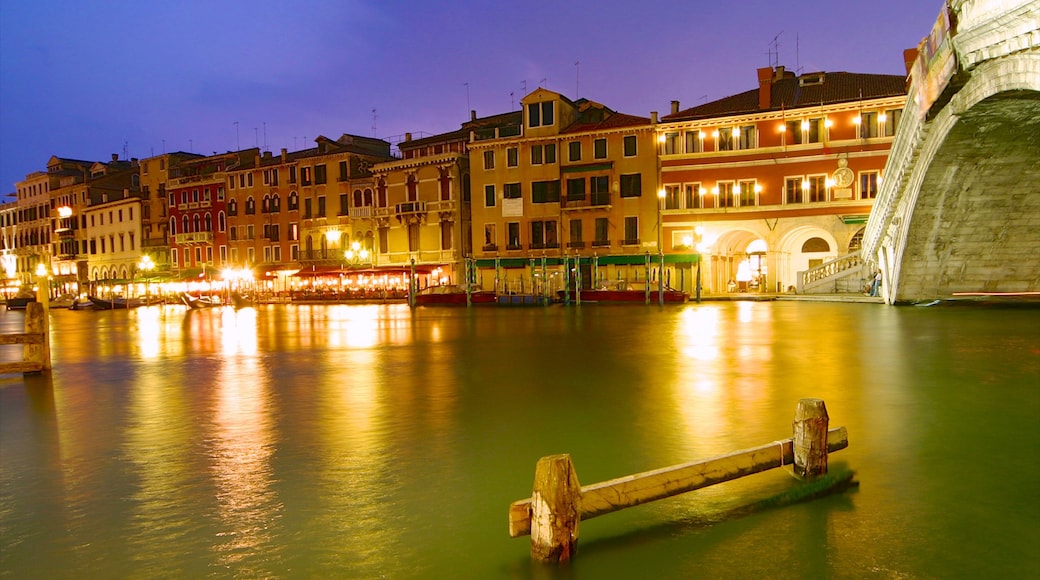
[796,250,871,294]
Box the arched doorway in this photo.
[777,227,839,291]
[708,230,768,293]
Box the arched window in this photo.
[204,214,213,232]
[289,191,299,211]
[246,197,256,215]
[848,229,864,252]
[193,214,201,233]
[170,216,177,235]
[364,188,373,206]
[228,199,238,216]
[376,181,386,207]
[182,215,189,233]
[406,174,418,201]
[801,237,831,252]
[272,194,281,212]
[218,211,226,232]
[353,189,363,207]
[263,195,271,213]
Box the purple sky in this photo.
[0,0,943,193]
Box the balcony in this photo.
[561,192,611,211]
[592,239,611,248]
[396,201,426,215]
[482,244,498,252]
[567,241,585,249]
[349,206,372,219]
[173,232,213,245]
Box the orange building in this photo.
[658,65,908,294]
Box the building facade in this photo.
[468,88,663,295]
[658,65,908,294]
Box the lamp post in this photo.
[694,226,705,303]
[657,188,666,305]
[137,255,154,303]
[344,241,370,266]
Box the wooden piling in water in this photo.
[793,398,829,478]
[510,399,847,563]
[529,454,582,563]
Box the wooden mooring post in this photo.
[0,301,51,375]
[509,399,844,563]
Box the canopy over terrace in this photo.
[289,263,447,300]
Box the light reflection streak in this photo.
[314,347,402,571]
[211,351,280,572]
[220,307,258,356]
[135,306,162,359]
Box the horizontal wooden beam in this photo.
[509,426,847,538]
[0,361,45,374]
[0,333,45,345]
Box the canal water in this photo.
[1,301,1037,579]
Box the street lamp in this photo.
[345,241,369,266]
[657,188,666,305]
[138,255,154,303]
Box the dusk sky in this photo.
[1,0,943,193]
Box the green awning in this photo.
[474,253,699,268]
[561,162,613,174]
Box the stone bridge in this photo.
[862,0,1040,304]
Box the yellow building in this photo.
[468,88,665,297]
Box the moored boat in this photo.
[414,285,497,306]
[181,292,222,309]
[557,280,687,304]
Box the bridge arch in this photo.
[878,50,1040,302]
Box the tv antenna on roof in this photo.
[575,60,580,97]
[768,31,782,68]
[372,108,378,137]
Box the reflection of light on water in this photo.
[677,306,721,362]
[220,308,258,355]
[212,355,280,572]
[328,305,380,348]
[136,306,162,359]
[123,365,196,574]
[737,301,754,323]
[314,347,403,570]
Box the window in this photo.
[532,181,560,203]
[594,138,607,159]
[289,166,297,184]
[717,181,734,208]
[315,164,327,185]
[338,161,348,181]
[859,112,878,139]
[528,101,554,127]
[531,220,558,249]
[288,191,299,211]
[304,198,312,219]
[245,197,256,215]
[808,175,827,203]
[503,182,521,199]
[566,178,585,200]
[685,130,704,153]
[664,185,681,210]
[685,184,702,209]
[718,128,734,151]
[738,180,757,207]
[568,141,581,162]
[317,196,326,217]
[484,185,496,207]
[507,222,521,250]
[786,177,803,204]
[624,216,639,245]
[440,221,452,250]
[301,166,312,186]
[593,217,609,247]
[664,132,680,154]
[530,144,556,165]
[590,176,610,205]
[483,224,497,250]
[620,174,642,198]
[738,126,756,149]
[623,135,637,157]
[483,150,495,170]
[882,109,902,137]
[568,219,583,248]
[507,147,518,167]
[860,171,879,199]
[339,194,349,215]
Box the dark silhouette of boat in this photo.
[180,293,222,309]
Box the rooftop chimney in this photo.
[757,66,774,110]
[671,100,680,115]
[111,153,119,162]
[281,148,287,163]
[471,110,477,121]
[404,132,412,141]
[651,111,658,124]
